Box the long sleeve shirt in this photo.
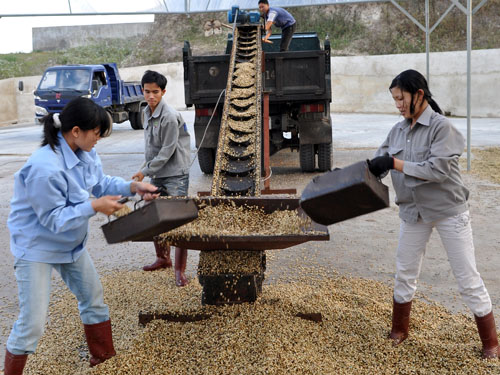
[141,99,191,178]
[375,105,469,224]
[8,133,133,263]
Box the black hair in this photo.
[258,0,269,5]
[141,70,167,90]
[389,69,443,115]
[41,97,112,151]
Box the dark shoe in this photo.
[389,299,412,346]
[175,247,189,287]
[4,350,28,375]
[83,320,116,367]
[475,311,500,359]
[143,241,172,271]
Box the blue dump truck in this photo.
[34,63,146,130]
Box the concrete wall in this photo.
[119,62,185,108]
[0,76,40,126]
[332,48,500,117]
[32,23,152,51]
[2,49,499,126]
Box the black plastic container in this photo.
[101,198,199,244]
[300,161,390,226]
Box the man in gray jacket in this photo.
[133,70,191,286]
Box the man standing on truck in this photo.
[258,0,296,52]
[132,70,191,287]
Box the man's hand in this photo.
[131,181,160,201]
[261,37,273,44]
[132,171,144,182]
[91,195,125,216]
[367,156,394,177]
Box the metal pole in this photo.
[262,52,271,191]
[467,0,472,171]
[425,0,429,83]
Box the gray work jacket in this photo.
[141,99,191,178]
[375,105,469,224]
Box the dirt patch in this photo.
[463,147,500,185]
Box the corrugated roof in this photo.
[0,0,389,16]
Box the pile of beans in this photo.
[21,264,500,375]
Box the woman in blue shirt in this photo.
[4,97,158,374]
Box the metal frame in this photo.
[0,1,390,17]
[389,0,488,171]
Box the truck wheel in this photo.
[198,147,215,174]
[105,111,113,135]
[317,143,332,172]
[300,144,315,172]
[130,112,144,130]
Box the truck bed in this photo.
[113,81,143,104]
[184,50,331,105]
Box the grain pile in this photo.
[462,147,500,184]
[20,267,500,375]
[228,118,256,133]
[156,203,317,242]
[198,250,263,275]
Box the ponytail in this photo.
[41,113,61,151]
[427,97,443,115]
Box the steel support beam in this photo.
[390,0,489,171]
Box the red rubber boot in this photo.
[475,311,500,359]
[389,299,412,346]
[175,247,189,287]
[83,320,116,367]
[4,350,28,375]
[143,241,172,271]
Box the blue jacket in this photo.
[8,133,132,263]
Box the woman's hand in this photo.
[131,181,160,201]
[91,195,125,216]
[367,156,394,177]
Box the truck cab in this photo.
[34,63,145,130]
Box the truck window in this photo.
[39,69,91,91]
[39,71,58,89]
[91,71,107,96]
[93,71,107,86]
[63,69,91,90]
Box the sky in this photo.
[0,14,154,54]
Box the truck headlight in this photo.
[35,106,48,116]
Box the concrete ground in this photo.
[1,111,500,365]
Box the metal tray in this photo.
[101,198,199,244]
[163,197,329,251]
[300,160,389,226]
